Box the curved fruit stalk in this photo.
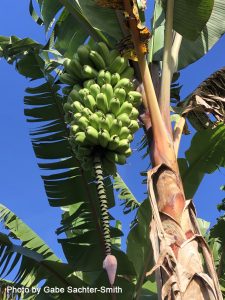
[93,154,117,285]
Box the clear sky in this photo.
[0,1,225,260]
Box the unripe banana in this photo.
[127,91,142,107]
[97,70,111,86]
[59,73,76,85]
[109,49,120,64]
[96,93,108,113]
[105,151,116,163]
[73,112,82,121]
[89,113,100,130]
[115,78,133,93]
[114,88,127,104]
[83,79,96,89]
[111,73,120,86]
[63,102,72,113]
[69,58,83,79]
[109,119,122,136]
[96,110,105,119]
[75,131,87,144]
[98,129,110,148]
[119,127,130,139]
[105,114,115,128]
[97,42,110,66]
[129,120,139,133]
[108,56,127,74]
[71,101,84,113]
[117,101,133,116]
[63,58,71,71]
[70,124,79,135]
[124,148,132,157]
[120,66,134,79]
[69,89,82,103]
[115,153,126,165]
[99,117,110,131]
[130,107,139,119]
[127,134,134,142]
[117,139,130,153]
[77,45,93,66]
[79,88,90,102]
[109,97,120,115]
[86,126,99,145]
[82,65,98,79]
[117,113,131,126]
[108,135,120,151]
[77,116,89,130]
[101,84,114,102]
[84,94,96,111]
[89,50,106,70]
[73,84,82,91]
[82,107,92,118]
[89,84,101,98]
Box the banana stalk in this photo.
[93,154,117,286]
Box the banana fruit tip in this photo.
[103,254,117,286]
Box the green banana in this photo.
[130,107,139,119]
[109,49,120,64]
[79,88,90,102]
[98,129,110,148]
[97,42,110,66]
[69,89,82,102]
[63,102,72,113]
[127,91,142,107]
[82,65,98,79]
[115,153,126,165]
[115,78,133,93]
[105,151,116,163]
[105,113,115,128]
[108,56,127,74]
[124,148,132,157]
[89,113,100,130]
[117,101,133,116]
[101,84,114,102]
[117,139,130,153]
[108,135,120,150]
[111,73,120,86]
[120,66,134,79]
[89,50,106,70]
[119,127,130,139]
[127,134,134,142]
[59,73,77,85]
[97,70,111,86]
[129,120,139,133]
[83,79,95,89]
[96,93,108,113]
[73,84,82,91]
[74,131,87,144]
[110,119,122,136]
[84,94,96,111]
[117,113,131,126]
[114,88,127,104]
[70,124,79,135]
[71,101,84,113]
[77,45,93,66]
[77,116,89,130]
[82,107,92,118]
[109,97,120,115]
[86,126,99,145]
[96,110,105,119]
[73,112,82,121]
[89,84,101,98]
[99,117,110,131]
[69,58,83,79]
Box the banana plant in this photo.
[1,0,225,299]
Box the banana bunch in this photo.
[60,42,142,174]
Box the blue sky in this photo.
[0,1,225,260]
